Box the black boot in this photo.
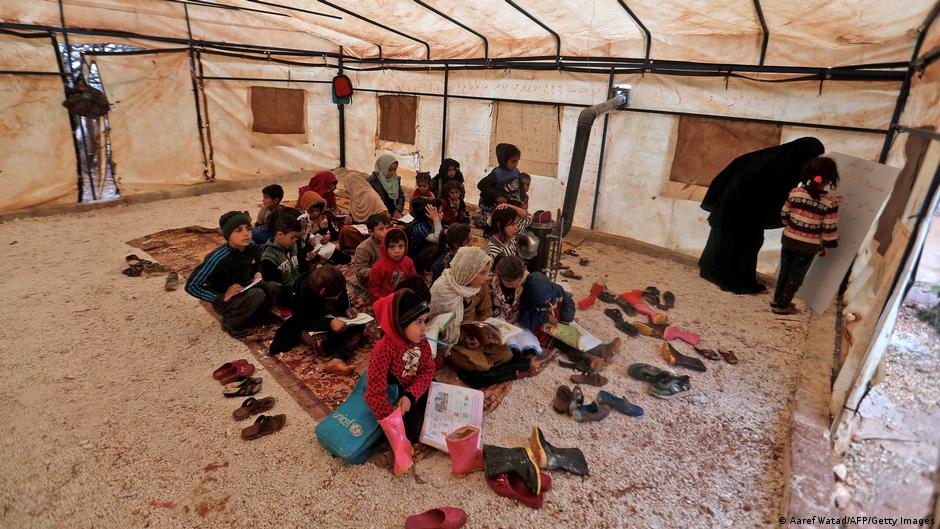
[529,427,589,476]
[483,445,541,495]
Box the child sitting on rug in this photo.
[431,223,471,282]
[369,227,417,300]
[302,195,351,265]
[366,289,434,475]
[519,272,620,371]
[260,211,303,308]
[490,255,527,324]
[269,264,362,376]
[406,197,443,280]
[483,203,532,260]
[251,184,283,245]
[352,213,390,287]
[440,180,469,225]
[431,158,464,200]
[186,211,281,338]
[411,171,435,203]
[477,143,524,223]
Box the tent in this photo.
[1,0,938,470]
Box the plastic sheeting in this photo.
[4,0,933,66]
[93,51,206,194]
[0,35,76,211]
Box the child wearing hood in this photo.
[296,170,338,213]
[365,289,434,475]
[477,143,523,222]
[430,158,464,199]
[369,226,417,300]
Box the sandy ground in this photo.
[0,179,816,529]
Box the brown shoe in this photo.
[240,414,286,440]
[553,385,573,414]
[662,342,706,372]
[323,358,355,376]
[570,372,608,387]
[233,396,276,421]
[585,337,621,363]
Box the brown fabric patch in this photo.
[378,95,417,144]
[250,86,305,134]
[490,101,560,177]
[670,116,782,187]
[126,222,526,421]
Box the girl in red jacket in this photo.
[368,227,417,300]
[366,289,434,475]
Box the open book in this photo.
[307,312,375,336]
[235,277,262,295]
[425,312,456,358]
[350,224,369,235]
[419,382,484,453]
[483,317,543,356]
[397,213,415,224]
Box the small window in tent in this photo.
[490,101,560,178]
[378,95,418,145]
[250,86,306,134]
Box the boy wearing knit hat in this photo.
[185,211,281,337]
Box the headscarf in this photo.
[429,246,493,347]
[297,171,338,209]
[297,191,326,212]
[432,158,465,198]
[701,137,824,229]
[345,173,389,223]
[372,154,400,202]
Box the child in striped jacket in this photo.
[771,157,840,314]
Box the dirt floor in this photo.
[0,177,818,529]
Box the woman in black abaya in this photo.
[698,137,825,294]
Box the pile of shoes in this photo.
[553,385,643,423]
[213,360,285,440]
[627,363,691,399]
[121,254,169,277]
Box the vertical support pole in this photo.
[51,31,85,203]
[590,69,615,230]
[183,4,210,181]
[441,63,448,164]
[338,47,346,168]
[195,51,215,179]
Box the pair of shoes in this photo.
[627,363,691,399]
[604,308,639,337]
[554,384,612,422]
[240,414,286,440]
[223,378,262,397]
[405,507,468,528]
[643,286,676,310]
[662,342,707,372]
[597,390,644,417]
[483,445,541,495]
[232,396,276,420]
[213,359,255,384]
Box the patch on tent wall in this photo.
[378,95,417,145]
[664,116,781,201]
[250,86,305,134]
[873,130,933,255]
[490,102,560,178]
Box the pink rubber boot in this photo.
[445,425,484,477]
[377,407,413,476]
[633,302,669,325]
[663,325,701,346]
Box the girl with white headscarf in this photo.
[429,246,493,349]
[369,154,405,219]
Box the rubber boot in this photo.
[577,282,605,310]
[445,425,483,477]
[662,342,706,372]
[633,302,669,325]
[528,427,589,476]
[377,407,413,476]
[662,325,700,346]
[483,444,541,495]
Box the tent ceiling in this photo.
[3,0,934,67]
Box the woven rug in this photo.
[126,226,552,422]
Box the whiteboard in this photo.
[797,152,900,314]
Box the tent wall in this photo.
[200,55,340,181]
[93,51,206,195]
[0,35,77,211]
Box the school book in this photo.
[483,317,544,356]
[419,382,484,453]
[425,311,456,358]
[307,313,375,336]
[235,277,262,295]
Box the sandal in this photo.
[661,291,675,310]
[613,296,637,316]
[560,270,582,280]
[223,377,263,391]
[578,258,589,266]
[597,290,617,304]
[662,342,706,372]
[213,359,248,381]
[718,349,739,365]
[240,414,286,440]
[233,396,276,421]
[604,309,639,337]
[570,372,608,387]
[219,362,255,385]
[563,249,579,257]
[633,321,663,339]
[642,286,660,306]
[693,345,721,361]
[223,381,262,397]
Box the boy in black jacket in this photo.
[185,211,281,337]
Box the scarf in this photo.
[297,171,338,209]
[345,173,389,223]
[429,247,492,347]
[372,154,400,201]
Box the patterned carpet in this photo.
[126,226,548,422]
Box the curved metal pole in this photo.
[752,0,769,66]
[244,0,340,19]
[317,0,431,60]
[616,0,651,67]
[413,0,488,60]
[504,0,560,59]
